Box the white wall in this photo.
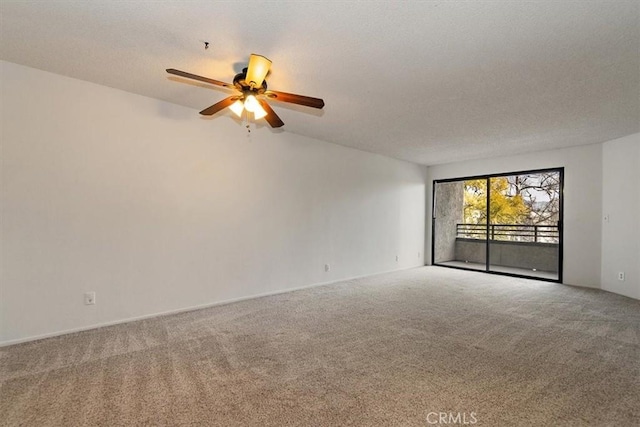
[0,61,426,345]
[601,133,640,299]
[426,144,603,288]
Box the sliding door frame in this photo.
[432,167,564,283]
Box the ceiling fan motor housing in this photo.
[233,68,268,95]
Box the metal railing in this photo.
[456,223,559,243]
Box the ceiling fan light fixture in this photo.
[253,105,268,120]
[243,94,260,113]
[229,99,244,117]
[244,94,267,119]
[246,54,271,88]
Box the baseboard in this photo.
[0,265,424,347]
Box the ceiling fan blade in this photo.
[265,90,325,109]
[245,54,272,88]
[199,96,239,116]
[258,100,285,128]
[166,69,233,89]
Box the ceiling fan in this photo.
[167,54,324,128]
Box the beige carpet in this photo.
[1,266,639,426]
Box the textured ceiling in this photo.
[1,1,638,165]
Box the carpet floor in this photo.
[1,266,639,426]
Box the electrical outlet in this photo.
[325,264,330,272]
[618,272,625,281]
[396,255,399,262]
[418,252,421,258]
[84,292,96,305]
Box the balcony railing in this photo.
[456,223,559,243]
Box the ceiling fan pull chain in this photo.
[244,109,251,135]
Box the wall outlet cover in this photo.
[84,292,96,305]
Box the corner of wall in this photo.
[600,133,640,300]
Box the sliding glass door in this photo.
[433,168,563,282]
